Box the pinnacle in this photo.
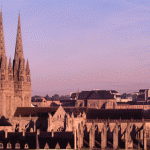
[8,57,12,69]
[26,59,29,70]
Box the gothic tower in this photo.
[0,10,31,119]
[12,13,31,116]
[0,9,14,118]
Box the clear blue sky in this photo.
[1,0,150,96]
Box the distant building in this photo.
[136,89,150,102]
[75,90,117,109]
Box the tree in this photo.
[45,94,50,100]
[52,94,59,100]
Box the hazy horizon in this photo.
[1,0,150,96]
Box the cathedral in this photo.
[0,10,150,150]
[0,10,31,119]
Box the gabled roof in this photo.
[88,90,114,99]
[0,116,12,126]
[70,93,76,99]
[14,107,87,117]
[14,107,58,117]
[38,131,74,149]
[78,91,92,100]
[78,90,114,100]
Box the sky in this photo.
[1,0,150,96]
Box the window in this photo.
[1,74,5,80]
[0,143,3,149]
[146,132,149,138]
[90,102,95,107]
[15,143,20,149]
[7,142,11,149]
[27,76,30,82]
[24,143,29,149]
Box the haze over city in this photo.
[1,0,150,96]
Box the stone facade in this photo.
[0,11,31,119]
[11,106,150,149]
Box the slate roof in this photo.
[14,107,87,117]
[38,131,74,149]
[78,91,92,100]
[139,89,149,93]
[88,90,114,99]
[0,132,36,149]
[0,117,12,126]
[86,109,150,119]
[110,90,118,93]
[78,90,114,100]
[14,107,58,117]
[117,101,150,105]
[70,93,76,99]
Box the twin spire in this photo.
[0,9,30,82]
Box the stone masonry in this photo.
[0,10,31,119]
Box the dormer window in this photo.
[24,143,29,149]
[6,142,11,149]
[15,143,20,149]
[0,143,3,149]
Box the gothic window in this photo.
[9,75,12,80]
[1,74,5,80]
[20,76,24,81]
[27,76,30,82]
[146,132,149,138]
[1,69,4,73]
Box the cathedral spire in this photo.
[14,13,23,60]
[0,9,6,57]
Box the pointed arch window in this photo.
[27,76,30,82]
[1,74,5,80]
